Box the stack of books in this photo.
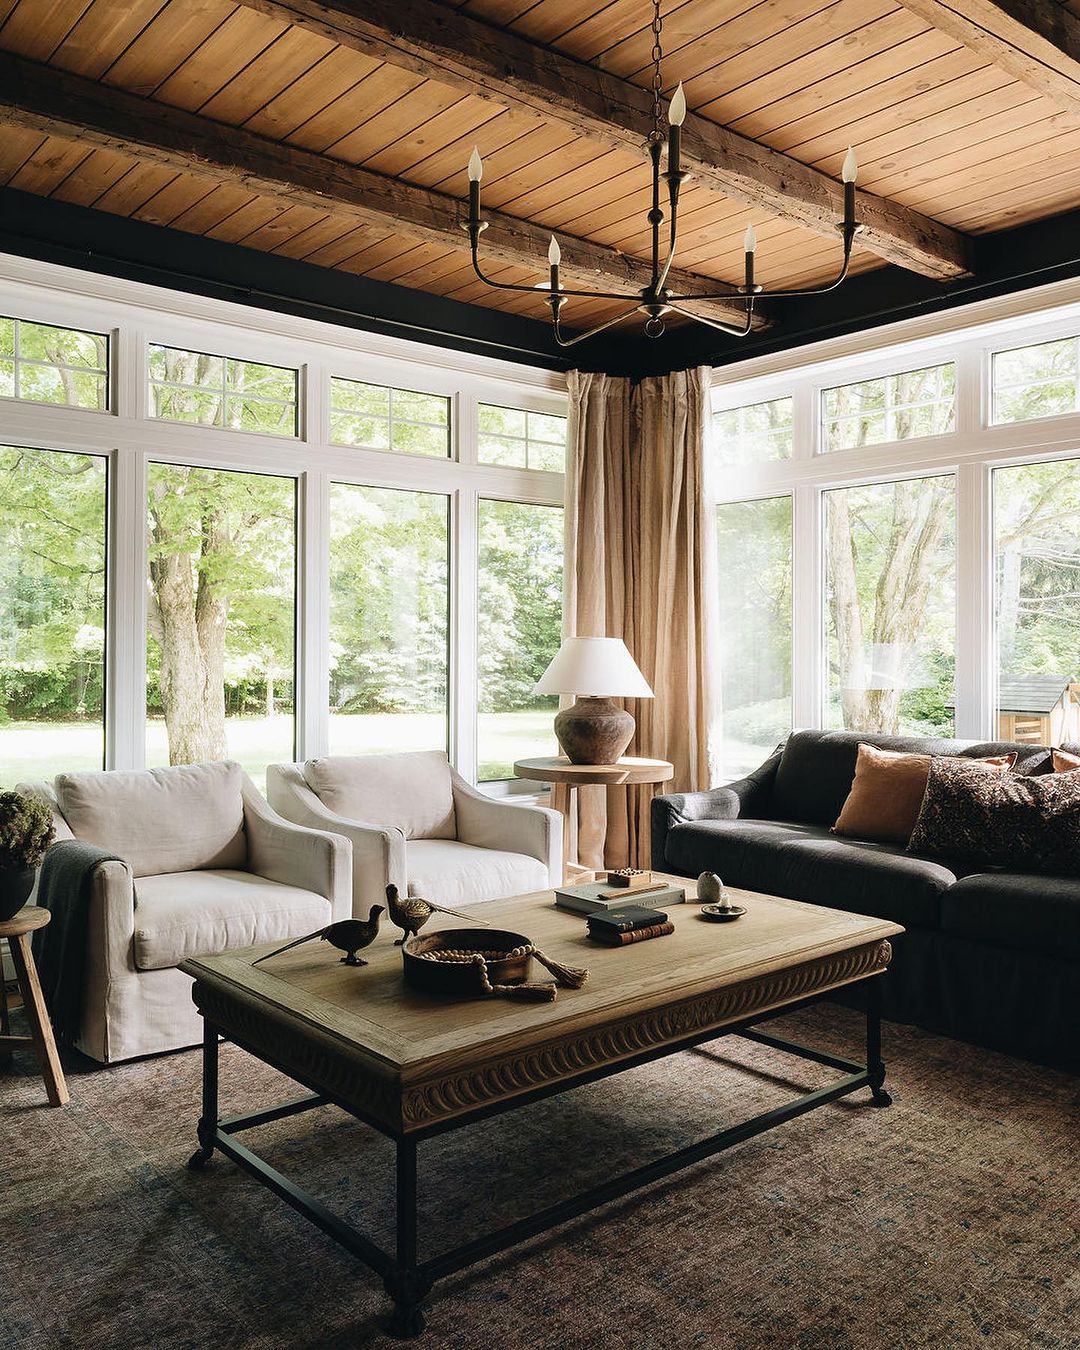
[586,905,674,946]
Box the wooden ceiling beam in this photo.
[0,52,756,331]
[896,0,1080,121]
[238,0,972,281]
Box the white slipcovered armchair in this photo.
[20,761,351,1063]
[267,750,561,916]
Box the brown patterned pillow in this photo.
[909,757,1080,875]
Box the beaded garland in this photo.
[417,942,588,1002]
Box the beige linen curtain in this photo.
[564,367,721,870]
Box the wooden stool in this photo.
[0,906,69,1107]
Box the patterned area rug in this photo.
[1,1003,1077,1350]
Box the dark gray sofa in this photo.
[652,728,1080,1071]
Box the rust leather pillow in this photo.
[909,756,1080,875]
[1053,748,1080,772]
[832,742,1016,846]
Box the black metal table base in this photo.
[187,977,891,1338]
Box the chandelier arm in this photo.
[667,234,857,306]
[666,301,755,337]
[551,304,645,348]
[468,244,640,303]
[654,207,679,296]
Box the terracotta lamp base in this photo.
[554,697,635,765]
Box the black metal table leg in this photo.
[866,976,892,1107]
[187,1021,219,1169]
[385,1138,432,1339]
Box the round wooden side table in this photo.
[513,755,675,881]
[0,905,69,1107]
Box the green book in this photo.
[555,881,686,915]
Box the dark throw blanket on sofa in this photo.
[32,840,127,1043]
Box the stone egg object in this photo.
[696,871,724,904]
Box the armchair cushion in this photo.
[55,761,246,878]
[304,751,456,840]
[133,869,332,971]
[407,840,548,909]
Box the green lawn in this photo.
[1,711,557,790]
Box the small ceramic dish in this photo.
[699,903,746,922]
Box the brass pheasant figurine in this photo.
[252,905,384,967]
[385,884,489,945]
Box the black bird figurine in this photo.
[385,884,489,945]
[252,905,385,967]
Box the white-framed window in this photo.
[991,335,1080,425]
[712,396,793,466]
[821,361,955,452]
[148,343,299,437]
[1,315,108,411]
[0,257,566,792]
[329,376,451,458]
[477,403,567,471]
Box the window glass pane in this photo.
[0,316,108,410]
[821,363,955,452]
[477,500,563,780]
[825,476,955,735]
[477,404,567,471]
[149,344,297,437]
[146,464,296,791]
[992,337,1080,424]
[994,460,1080,744]
[712,396,793,467]
[716,497,792,777]
[328,484,449,756]
[1,446,107,784]
[329,377,450,458]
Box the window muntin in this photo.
[991,337,1080,424]
[145,464,297,792]
[993,459,1080,742]
[149,344,298,436]
[0,316,108,411]
[821,363,955,453]
[477,499,563,781]
[1,446,107,784]
[477,404,567,471]
[329,377,450,458]
[824,475,956,736]
[716,497,792,777]
[328,483,450,757]
[712,396,793,466]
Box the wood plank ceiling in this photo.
[0,0,1077,339]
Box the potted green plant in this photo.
[0,790,54,921]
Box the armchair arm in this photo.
[651,747,783,871]
[242,778,352,922]
[265,764,406,918]
[451,770,562,885]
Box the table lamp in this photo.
[533,636,654,765]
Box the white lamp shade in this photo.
[533,637,654,698]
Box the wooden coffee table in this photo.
[181,881,902,1338]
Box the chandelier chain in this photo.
[649,0,663,144]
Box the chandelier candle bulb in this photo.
[548,235,561,296]
[842,146,858,229]
[467,146,483,227]
[744,223,757,290]
[668,82,686,181]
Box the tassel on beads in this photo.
[532,950,590,989]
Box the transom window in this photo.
[148,343,298,437]
[1,316,108,411]
[712,396,793,466]
[478,404,567,471]
[821,362,955,452]
[329,377,450,457]
[991,336,1080,424]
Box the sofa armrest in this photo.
[451,770,562,885]
[651,748,783,871]
[242,777,352,922]
[265,763,406,918]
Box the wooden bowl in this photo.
[402,928,533,998]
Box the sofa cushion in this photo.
[56,761,246,879]
[941,872,1080,960]
[910,757,1080,876]
[664,817,956,928]
[771,729,1053,828]
[304,751,456,840]
[407,839,548,909]
[833,742,1015,845]
[133,869,331,971]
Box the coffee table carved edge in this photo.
[182,925,898,1339]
